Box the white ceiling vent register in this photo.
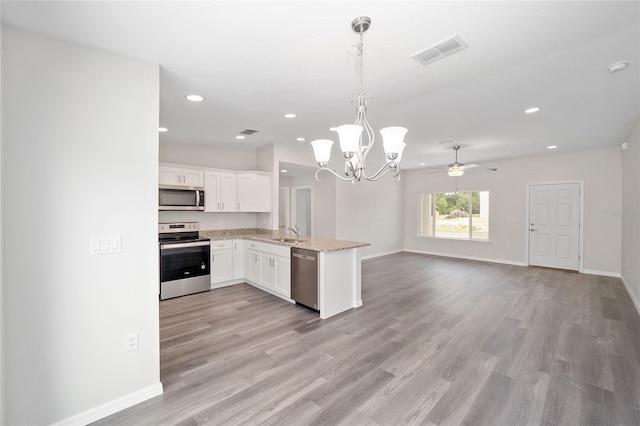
[411,34,469,66]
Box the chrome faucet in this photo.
[287,225,300,239]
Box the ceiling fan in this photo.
[427,145,497,176]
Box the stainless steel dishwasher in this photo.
[291,248,319,310]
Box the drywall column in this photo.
[3,28,161,424]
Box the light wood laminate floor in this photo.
[93,252,640,425]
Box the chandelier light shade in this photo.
[310,16,408,182]
[311,139,334,164]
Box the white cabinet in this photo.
[245,242,291,298]
[211,240,233,284]
[236,173,256,212]
[159,166,204,187]
[236,172,272,212]
[204,171,236,212]
[233,239,244,279]
[273,255,291,298]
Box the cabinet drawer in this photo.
[210,240,232,250]
[246,241,260,251]
[259,243,291,258]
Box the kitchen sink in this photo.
[273,238,306,243]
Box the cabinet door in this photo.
[259,253,275,289]
[220,172,237,212]
[182,168,204,187]
[236,173,256,212]
[247,250,261,283]
[233,240,244,279]
[255,174,272,212]
[204,172,220,212]
[211,249,233,284]
[274,256,291,297]
[159,166,182,186]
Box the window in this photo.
[418,191,490,240]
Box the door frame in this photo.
[291,186,313,237]
[525,180,584,272]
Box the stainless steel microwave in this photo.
[158,185,205,211]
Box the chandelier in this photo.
[310,16,408,182]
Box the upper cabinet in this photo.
[237,172,271,212]
[205,171,237,212]
[160,163,271,213]
[159,166,204,187]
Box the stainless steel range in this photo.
[159,222,210,300]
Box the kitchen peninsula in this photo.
[201,229,370,319]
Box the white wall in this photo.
[404,145,623,275]
[621,118,640,309]
[0,5,4,424]
[286,173,336,238]
[3,28,161,424]
[159,142,256,170]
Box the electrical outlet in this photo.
[124,332,138,352]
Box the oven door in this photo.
[160,241,211,299]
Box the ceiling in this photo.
[3,1,639,169]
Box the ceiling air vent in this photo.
[239,129,259,135]
[411,34,468,66]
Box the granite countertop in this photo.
[200,228,370,252]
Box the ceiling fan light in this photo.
[335,124,363,154]
[311,139,333,163]
[380,126,408,156]
[448,166,464,177]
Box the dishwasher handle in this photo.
[293,253,316,261]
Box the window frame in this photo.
[417,190,490,241]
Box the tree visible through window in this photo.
[419,191,490,240]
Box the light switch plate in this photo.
[90,235,122,255]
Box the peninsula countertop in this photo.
[200,229,370,252]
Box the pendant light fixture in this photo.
[310,17,407,182]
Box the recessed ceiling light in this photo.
[608,61,628,73]
[296,137,305,142]
[235,135,245,140]
[284,113,297,119]
[158,127,168,132]
[185,94,204,102]
[524,107,540,114]
[547,145,558,150]
[419,162,426,166]
[281,169,288,173]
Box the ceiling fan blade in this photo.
[462,164,479,170]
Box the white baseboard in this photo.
[402,249,527,267]
[361,249,404,261]
[211,279,243,290]
[582,269,621,278]
[50,382,163,426]
[621,275,640,317]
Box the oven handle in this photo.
[160,241,210,250]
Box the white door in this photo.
[528,183,581,270]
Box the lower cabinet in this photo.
[212,239,291,298]
[211,240,233,284]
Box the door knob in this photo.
[531,229,538,232]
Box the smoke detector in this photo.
[411,35,469,66]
